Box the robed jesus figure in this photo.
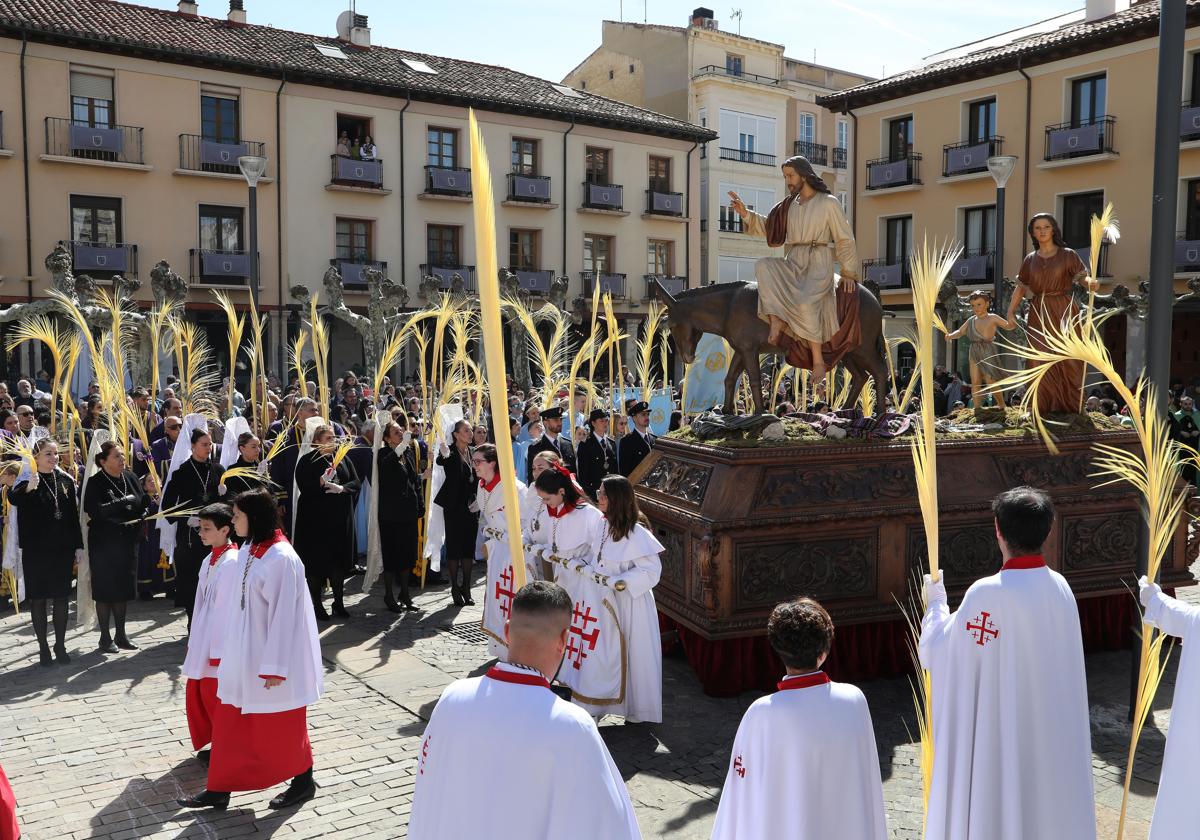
[728,156,860,389]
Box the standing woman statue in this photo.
[1006,213,1098,414]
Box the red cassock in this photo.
[0,760,19,840]
[184,666,221,751]
[207,691,312,792]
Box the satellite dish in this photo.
[336,9,353,40]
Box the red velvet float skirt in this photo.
[0,761,18,840]
[185,677,220,751]
[207,703,312,793]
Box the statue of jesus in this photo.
[728,155,860,389]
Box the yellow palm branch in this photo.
[291,332,310,398]
[212,291,246,418]
[636,301,667,402]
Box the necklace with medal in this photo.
[43,470,62,520]
[189,459,212,504]
[102,469,130,500]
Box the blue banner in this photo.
[683,333,730,414]
[648,390,673,436]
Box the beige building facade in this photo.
[823,0,1200,384]
[563,9,870,289]
[0,0,712,379]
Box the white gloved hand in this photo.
[324,483,345,494]
[187,516,201,529]
[402,431,412,447]
[393,444,406,457]
[26,472,39,491]
[218,484,228,496]
[1138,575,1161,609]
[256,460,270,476]
[438,440,450,458]
[74,548,85,565]
[924,573,947,607]
[322,467,336,483]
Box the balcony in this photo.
[189,248,256,286]
[644,274,687,298]
[645,189,684,217]
[424,165,472,197]
[832,147,847,169]
[45,117,145,165]
[507,172,553,204]
[513,269,553,295]
[718,147,776,167]
[1182,102,1200,143]
[1177,232,1200,270]
[717,208,746,233]
[178,134,267,176]
[1043,117,1117,162]
[581,181,625,212]
[862,258,910,290]
[949,250,994,285]
[793,140,828,167]
[419,263,477,292]
[692,64,781,87]
[329,154,384,190]
[866,154,922,190]
[61,240,138,277]
[581,272,627,299]
[331,258,388,291]
[942,137,1003,177]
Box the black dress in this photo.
[576,432,619,501]
[83,468,151,602]
[161,457,225,610]
[377,446,423,575]
[433,446,478,561]
[9,469,84,599]
[293,450,361,584]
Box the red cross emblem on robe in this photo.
[966,611,999,646]
[733,755,746,778]
[565,601,600,670]
[494,566,516,619]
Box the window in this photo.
[718,256,757,284]
[337,114,373,155]
[583,234,614,274]
[201,93,239,143]
[836,119,849,150]
[629,64,635,74]
[885,216,912,265]
[70,70,114,128]
[963,205,996,255]
[70,195,120,244]
[797,113,816,145]
[427,127,458,168]
[512,137,538,175]
[837,191,848,214]
[648,156,671,193]
[968,98,996,142]
[585,147,611,184]
[1070,74,1107,127]
[719,109,777,157]
[718,182,775,231]
[725,54,743,76]
[888,116,913,161]
[509,229,539,271]
[1185,178,1200,240]
[647,240,674,275]
[608,69,614,80]
[426,224,460,268]
[1061,191,1105,249]
[199,205,243,252]
[336,218,373,263]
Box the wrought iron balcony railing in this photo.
[179,134,267,174]
[865,154,922,189]
[792,140,828,166]
[832,146,847,169]
[507,173,553,203]
[581,181,624,211]
[1044,116,1117,161]
[419,263,477,292]
[580,272,627,298]
[718,147,776,167]
[644,274,687,297]
[942,137,1004,177]
[645,189,684,216]
[330,154,384,188]
[60,240,138,276]
[46,117,144,164]
[949,249,994,284]
[425,165,472,196]
[862,257,910,289]
[331,258,388,290]
[189,248,256,286]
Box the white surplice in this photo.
[528,502,603,581]
[1141,581,1200,840]
[710,672,887,840]
[216,539,323,714]
[477,476,529,658]
[181,545,240,680]
[919,558,1096,840]
[584,519,664,723]
[408,662,641,840]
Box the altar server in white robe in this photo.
[522,450,561,578]
[919,486,1095,840]
[527,464,603,581]
[473,443,531,658]
[178,487,323,811]
[589,474,664,723]
[1138,575,1200,840]
[711,597,886,840]
[408,580,641,839]
[180,503,240,765]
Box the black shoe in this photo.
[450,585,465,607]
[384,599,403,614]
[54,644,70,664]
[38,647,53,667]
[402,599,418,612]
[115,636,139,651]
[98,639,118,654]
[196,749,210,766]
[268,780,316,810]
[332,604,350,619]
[314,606,330,621]
[462,591,475,606]
[177,790,229,810]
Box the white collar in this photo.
[781,669,823,682]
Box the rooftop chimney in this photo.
[349,13,370,47]
[1084,0,1129,22]
[228,0,246,24]
[178,0,198,15]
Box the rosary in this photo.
[189,459,213,504]
[44,471,62,520]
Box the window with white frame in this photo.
[718,255,757,284]
[718,109,777,157]
[797,113,816,145]
[718,182,775,232]
[836,119,849,150]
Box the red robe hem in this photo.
[0,761,18,840]
[185,677,220,751]
[207,702,312,792]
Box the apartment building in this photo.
[562,7,871,288]
[821,0,1200,382]
[0,0,712,377]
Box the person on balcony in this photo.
[358,136,377,161]
[335,131,350,157]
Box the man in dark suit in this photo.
[575,408,618,502]
[617,400,655,478]
[525,405,576,483]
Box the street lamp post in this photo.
[986,155,1018,311]
[237,154,268,310]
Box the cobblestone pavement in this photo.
[0,559,1193,839]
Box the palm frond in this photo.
[374,327,406,404]
[290,331,310,398]
[212,290,246,418]
[636,301,667,402]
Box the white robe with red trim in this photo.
[181,545,240,680]
[408,662,641,839]
[919,558,1096,840]
[710,672,887,840]
[477,477,529,658]
[1142,586,1200,840]
[216,539,323,714]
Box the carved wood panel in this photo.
[1061,511,1142,571]
[733,533,877,610]
[906,523,1003,587]
[641,458,712,506]
[653,524,685,595]
[994,452,1096,489]
[754,463,916,509]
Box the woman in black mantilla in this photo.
[220,432,284,511]
[433,418,478,606]
[9,437,84,666]
[83,440,152,653]
[376,418,423,612]
[294,424,360,620]
[162,427,225,623]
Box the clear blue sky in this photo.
[141,0,1082,84]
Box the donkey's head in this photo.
[651,280,700,365]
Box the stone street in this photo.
[0,563,1190,839]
